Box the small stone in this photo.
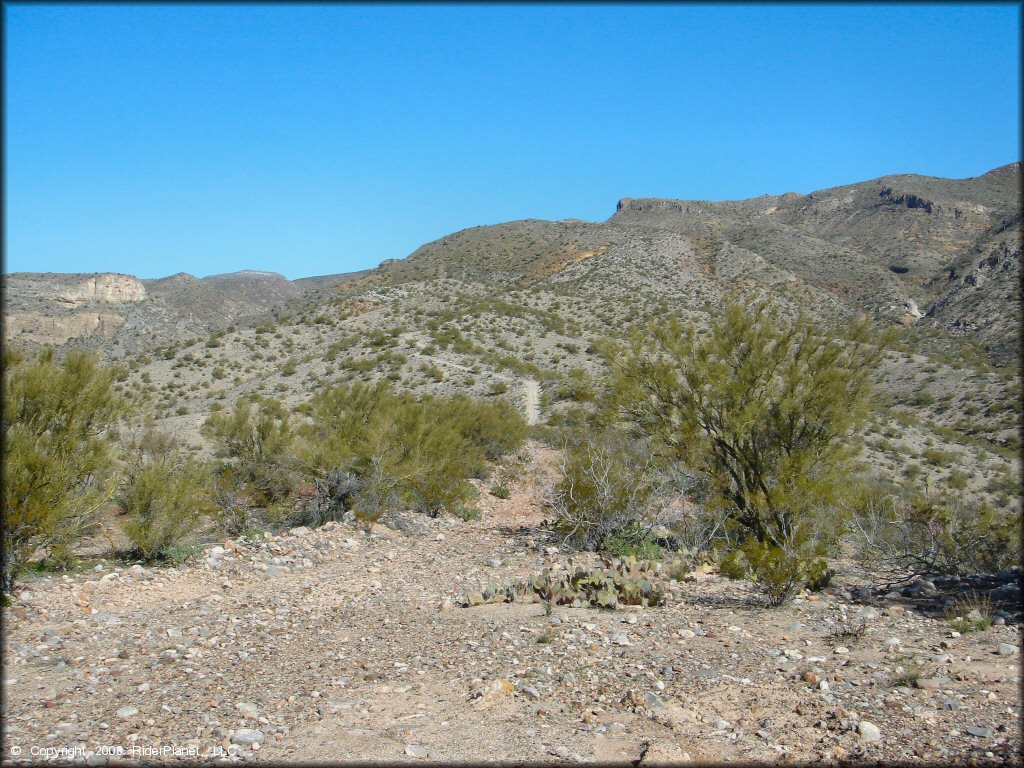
[644,692,666,710]
[858,721,881,742]
[484,678,515,696]
[713,718,730,730]
[802,672,821,685]
[640,741,692,764]
[116,706,139,719]
[996,643,1018,656]
[405,744,428,758]
[435,533,446,542]
[236,702,259,719]
[966,726,993,738]
[915,678,941,690]
[834,646,849,655]
[230,729,264,746]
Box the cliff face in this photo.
[55,273,147,305]
[3,311,126,344]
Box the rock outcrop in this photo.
[55,273,147,305]
[4,311,126,344]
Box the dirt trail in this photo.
[524,379,541,425]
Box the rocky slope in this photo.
[2,270,362,356]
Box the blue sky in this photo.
[5,4,1020,280]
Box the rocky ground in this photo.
[3,444,1021,765]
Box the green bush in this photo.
[489,485,511,499]
[718,539,831,605]
[202,396,297,508]
[555,367,597,402]
[294,382,526,522]
[602,522,664,561]
[609,297,891,604]
[3,349,127,591]
[119,452,213,562]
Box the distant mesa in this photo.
[202,270,289,281]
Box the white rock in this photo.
[858,721,881,742]
[230,729,264,746]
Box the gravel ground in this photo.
[3,445,1021,765]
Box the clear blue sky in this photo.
[5,4,1020,280]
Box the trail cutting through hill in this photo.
[524,379,541,426]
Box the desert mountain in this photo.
[2,164,1019,505]
[3,269,360,356]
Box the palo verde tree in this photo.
[608,296,893,603]
[2,348,128,592]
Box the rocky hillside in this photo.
[3,270,358,356]
[3,164,1020,502]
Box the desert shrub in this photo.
[428,394,528,462]
[922,447,954,466]
[608,297,891,604]
[202,396,297,507]
[717,538,831,605]
[946,468,970,490]
[210,467,257,535]
[2,349,128,591]
[945,592,993,633]
[602,522,664,560]
[850,488,1021,583]
[119,450,214,562]
[557,367,597,402]
[490,485,511,499]
[452,505,480,522]
[552,431,660,553]
[294,382,524,522]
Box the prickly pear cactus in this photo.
[466,556,666,609]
